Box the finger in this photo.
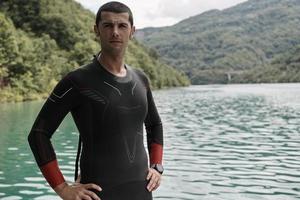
[152,179,161,191]
[80,193,92,200]
[151,176,161,191]
[84,183,102,192]
[146,169,154,180]
[147,176,159,191]
[84,189,101,200]
[147,168,154,180]
[148,176,156,187]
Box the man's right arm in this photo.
[27,73,101,199]
[28,73,80,187]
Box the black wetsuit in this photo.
[28,55,163,200]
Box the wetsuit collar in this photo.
[92,53,132,83]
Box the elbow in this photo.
[27,131,33,145]
[27,130,36,150]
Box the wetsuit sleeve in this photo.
[27,73,81,188]
[143,76,164,165]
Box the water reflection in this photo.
[1,84,300,199]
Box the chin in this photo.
[109,48,126,55]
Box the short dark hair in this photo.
[95,1,134,27]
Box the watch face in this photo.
[156,164,164,173]
[151,164,164,174]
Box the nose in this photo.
[112,25,119,37]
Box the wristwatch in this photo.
[150,164,164,174]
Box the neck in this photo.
[98,52,126,77]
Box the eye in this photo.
[103,23,113,28]
[119,23,128,29]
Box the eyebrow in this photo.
[101,20,129,25]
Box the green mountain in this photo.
[136,0,300,84]
[0,0,189,102]
[233,44,300,83]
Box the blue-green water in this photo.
[1,84,300,200]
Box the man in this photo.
[28,2,164,200]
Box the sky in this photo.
[74,0,248,29]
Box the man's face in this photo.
[94,11,135,55]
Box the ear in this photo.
[130,26,136,39]
[94,24,100,36]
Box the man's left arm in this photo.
[144,85,164,192]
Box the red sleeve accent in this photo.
[40,159,65,188]
[150,143,163,165]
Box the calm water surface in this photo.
[0,84,300,200]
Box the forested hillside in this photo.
[136,0,300,84]
[232,45,300,83]
[0,0,189,102]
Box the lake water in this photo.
[0,84,300,200]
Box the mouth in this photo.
[109,40,123,44]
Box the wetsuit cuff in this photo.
[150,143,163,165]
[40,159,66,189]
